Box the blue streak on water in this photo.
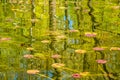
[64,15,73,30]
[14,73,18,80]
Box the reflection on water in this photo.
[0,0,120,80]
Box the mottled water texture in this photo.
[0,0,120,80]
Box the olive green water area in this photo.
[0,0,120,80]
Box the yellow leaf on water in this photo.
[80,72,90,77]
[59,7,65,9]
[75,49,86,54]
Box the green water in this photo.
[0,0,120,80]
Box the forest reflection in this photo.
[0,0,120,80]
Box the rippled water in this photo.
[0,0,120,80]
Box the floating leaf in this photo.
[59,7,67,10]
[0,37,11,41]
[34,53,46,59]
[51,63,65,68]
[69,29,79,33]
[26,47,34,51]
[75,49,86,54]
[111,6,120,9]
[72,73,81,78]
[56,35,67,40]
[23,54,34,59]
[93,47,104,51]
[96,59,107,64]
[27,69,40,75]
[51,54,61,59]
[110,47,120,51]
[41,40,50,43]
[30,19,39,23]
[80,72,90,77]
[85,32,97,37]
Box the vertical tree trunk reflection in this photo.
[49,0,56,31]
[29,0,35,53]
[49,0,56,52]
[64,0,69,31]
[87,0,100,32]
[74,0,83,30]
